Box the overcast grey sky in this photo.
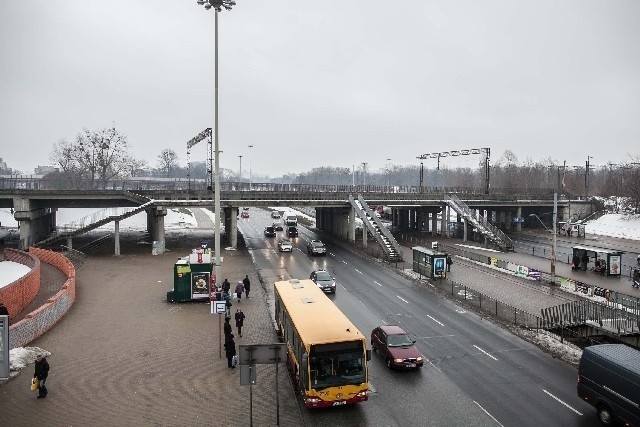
[1,0,638,177]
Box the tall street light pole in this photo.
[197,0,236,292]
[248,144,253,186]
[552,191,557,279]
[238,155,243,181]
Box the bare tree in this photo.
[49,126,137,189]
[157,149,179,178]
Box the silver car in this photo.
[310,270,336,293]
[278,238,293,252]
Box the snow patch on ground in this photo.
[585,213,640,240]
[0,261,31,289]
[9,347,50,372]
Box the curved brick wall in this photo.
[8,248,76,349]
[1,248,41,320]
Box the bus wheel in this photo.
[597,405,613,425]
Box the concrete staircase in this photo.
[445,194,514,252]
[349,194,403,262]
[34,200,155,247]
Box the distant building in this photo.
[0,157,10,174]
[34,165,59,175]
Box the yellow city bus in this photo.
[274,279,370,408]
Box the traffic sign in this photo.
[212,300,226,314]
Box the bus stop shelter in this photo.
[571,245,624,276]
[412,246,447,280]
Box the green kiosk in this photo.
[412,246,448,280]
[167,247,214,303]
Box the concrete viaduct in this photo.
[0,187,594,253]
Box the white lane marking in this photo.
[419,334,455,339]
[373,281,382,287]
[473,345,498,361]
[396,295,409,304]
[543,390,583,415]
[428,283,435,288]
[426,315,445,327]
[473,401,504,427]
[427,359,441,372]
[456,309,467,313]
[342,260,348,265]
[354,269,363,275]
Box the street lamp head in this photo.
[199,0,236,11]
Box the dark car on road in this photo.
[310,269,336,293]
[272,222,284,231]
[287,226,298,237]
[264,226,276,237]
[371,325,424,370]
[271,211,281,219]
[307,239,326,256]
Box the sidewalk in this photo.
[0,229,303,426]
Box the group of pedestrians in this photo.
[221,275,251,369]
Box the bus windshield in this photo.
[309,342,366,389]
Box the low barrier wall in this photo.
[1,248,41,321]
[8,247,76,349]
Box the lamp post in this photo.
[238,155,243,181]
[385,158,392,188]
[361,162,368,186]
[196,0,236,293]
[528,193,558,279]
[248,144,254,186]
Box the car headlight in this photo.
[394,358,403,363]
[416,356,423,362]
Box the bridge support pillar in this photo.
[440,207,446,238]
[149,206,167,254]
[349,207,356,243]
[499,211,506,229]
[114,220,120,256]
[224,207,238,249]
[431,212,437,237]
[13,197,55,249]
[516,206,522,232]
[315,208,323,230]
[505,210,512,231]
[463,218,468,243]
[67,237,73,250]
[446,205,451,238]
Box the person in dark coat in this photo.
[446,255,453,272]
[235,308,246,337]
[222,279,231,294]
[34,354,50,398]
[0,302,9,319]
[235,281,245,302]
[223,316,232,338]
[242,275,251,299]
[224,334,236,368]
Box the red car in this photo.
[371,325,424,370]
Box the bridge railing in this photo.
[0,176,557,197]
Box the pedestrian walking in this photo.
[0,302,9,319]
[34,354,50,399]
[224,334,236,368]
[222,279,231,295]
[235,309,246,337]
[224,316,232,338]
[235,281,245,302]
[224,292,232,317]
[446,255,453,272]
[243,275,251,299]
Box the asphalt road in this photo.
[238,209,601,427]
